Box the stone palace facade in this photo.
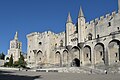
[27,0,120,68]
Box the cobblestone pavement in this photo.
[0,70,120,80]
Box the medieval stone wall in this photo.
[27,0,120,68]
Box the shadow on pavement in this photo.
[0,70,15,74]
[0,70,42,80]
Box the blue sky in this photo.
[0,0,118,55]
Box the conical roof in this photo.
[67,12,72,23]
[78,6,84,18]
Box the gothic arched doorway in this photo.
[83,45,91,66]
[94,43,105,65]
[71,46,80,67]
[72,58,80,67]
[36,50,43,66]
[55,51,61,67]
[63,50,68,67]
[108,39,120,64]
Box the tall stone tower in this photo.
[78,7,86,43]
[5,32,22,62]
[66,12,73,46]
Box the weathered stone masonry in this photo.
[27,0,120,68]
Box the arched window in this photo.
[88,33,92,40]
[6,57,9,60]
[60,40,63,47]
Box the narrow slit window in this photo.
[115,53,118,57]
[100,51,102,56]
[86,53,89,58]
[117,27,119,30]
[108,22,111,27]
[97,34,99,38]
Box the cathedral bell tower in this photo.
[78,7,86,44]
[5,31,22,62]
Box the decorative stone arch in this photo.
[108,39,120,64]
[55,51,62,67]
[94,43,105,65]
[36,50,43,66]
[6,57,9,60]
[62,50,69,67]
[70,46,80,67]
[37,50,42,53]
[83,45,91,66]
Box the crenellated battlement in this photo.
[90,20,94,24]
[100,16,104,21]
[95,18,99,23]
[27,32,38,38]
[86,22,89,26]
[85,11,119,29]
[58,32,65,36]
[106,13,111,20]
[112,11,116,16]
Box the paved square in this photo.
[0,70,120,80]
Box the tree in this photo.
[18,53,26,68]
[4,62,9,67]
[0,52,5,60]
[9,55,13,67]
[13,61,19,67]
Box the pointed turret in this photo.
[66,12,73,46]
[78,6,85,43]
[67,12,72,23]
[14,31,18,40]
[78,7,84,18]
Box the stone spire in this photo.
[78,6,84,18]
[14,31,18,40]
[67,12,72,23]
